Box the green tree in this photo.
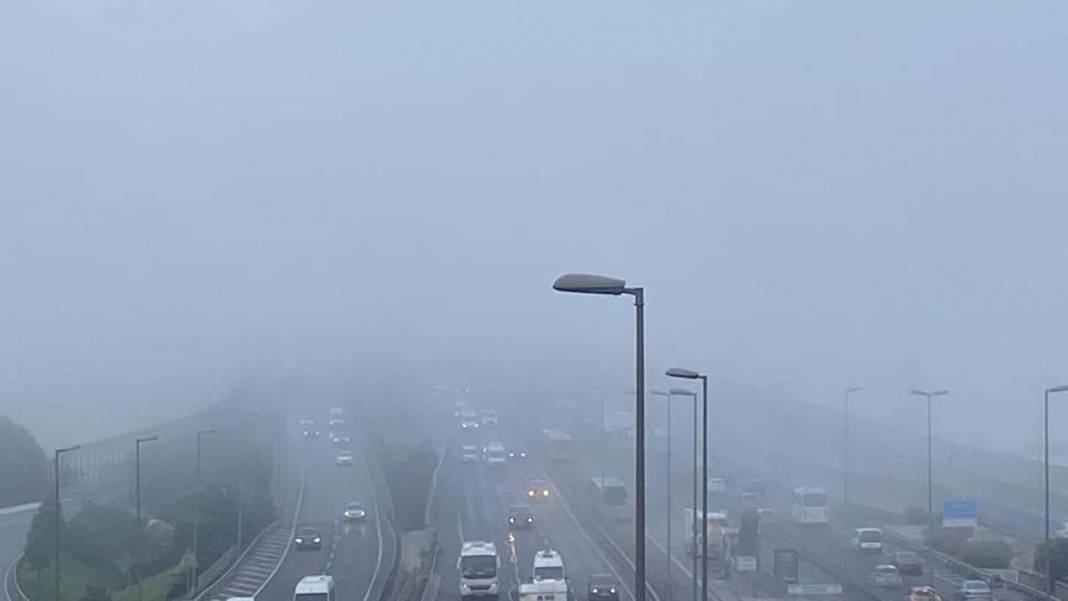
[0,416,49,506]
[24,498,59,569]
[1035,539,1068,582]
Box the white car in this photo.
[851,527,883,553]
[872,564,902,589]
[336,450,355,466]
[343,501,367,521]
[460,445,480,462]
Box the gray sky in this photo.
[2,1,1067,453]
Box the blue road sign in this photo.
[943,499,978,528]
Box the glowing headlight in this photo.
[527,490,535,497]
[295,538,304,544]
[610,588,617,594]
[313,537,321,543]
[542,489,550,497]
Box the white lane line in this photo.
[3,553,25,601]
[254,458,306,598]
[539,476,637,601]
[361,449,385,601]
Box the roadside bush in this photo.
[959,540,1013,569]
[24,499,59,569]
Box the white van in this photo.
[851,527,883,552]
[459,541,499,600]
[294,575,334,601]
[532,549,566,583]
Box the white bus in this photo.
[459,541,499,600]
[791,486,829,524]
[294,575,334,601]
[587,477,629,520]
[542,429,574,462]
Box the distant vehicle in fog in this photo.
[301,419,320,439]
[342,501,367,521]
[791,486,829,524]
[955,580,992,601]
[293,526,322,550]
[740,479,765,501]
[532,549,566,582]
[587,574,620,601]
[336,450,355,466]
[508,504,535,529]
[461,418,481,430]
[294,575,334,601]
[585,477,628,520]
[542,429,574,462]
[484,441,507,466]
[872,564,902,588]
[508,449,528,460]
[526,479,551,500]
[332,432,351,444]
[684,508,731,561]
[851,527,883,552]
[460,445,480,462]
[893,550,924,575]
[909,586,941,601]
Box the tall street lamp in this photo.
[1045,385,1068,594]
[843,386,863,508]
[670,387,699,601]
[651,390,675,601]
[53,445,80,601]
[910,388,948,587]
[553,273,647,601]
[135,435,158,598]
[192,428,216,593]
[667,368,708,601]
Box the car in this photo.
[526,479,551,500]
[293,526,322,550]
[508,449,528,460]
[302,421,320,438]
[481,416,499,428]
[587,574,620,601]
[955,580,992,600]
[461,419,480,430]
[332,432,351,444]
[343,501,367,521]
[508,505,535,529]
[336,450,355,466]
[910,586,942,601]
[851,527,883,552]
[328,417,346,428]
[460,444,480,462]
[894,550,924,575]
[872,564,902,588]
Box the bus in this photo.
[586,476,629,520]
[294,575,335,601]
[791,486,829,524]
[542,429,574,462]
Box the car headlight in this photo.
[509,517,516,523]
[295,538,303,543]
[527,490,535,497]
[610,588,617,594]
[313,537,321,543]
[542,490,550,497]
[526,517,534,523]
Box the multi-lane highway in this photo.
[236,417,393,601]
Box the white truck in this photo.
[459,541,499,601]
[484,441,507,466]
[684,508,732,563]
[519,580,568,601]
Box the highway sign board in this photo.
[943,498,978,528]
[735,555,758,571]
[774,549,799,584]
[787,584,842,596]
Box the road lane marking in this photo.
[361,450,385,601]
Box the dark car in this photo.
[893,550,924,575]
[293,526,322,550]
[508,505,535,529]
[587,574,620,601]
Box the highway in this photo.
[252,418,393,601]
[2,509,34,601]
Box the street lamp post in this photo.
[667,368,708,601]
[554,273,647,601]
[910,389,949,587]
[53,445,81,601]
[135,436,158,599]
[651,390,674,601]
[843,386,863,508]
[670,387,699,601]
[192,428,216,594]
[1044,385,1068,594]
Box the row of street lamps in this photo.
[552,273,712,601]
[52,428,217,601]
[554,272,1068,599]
